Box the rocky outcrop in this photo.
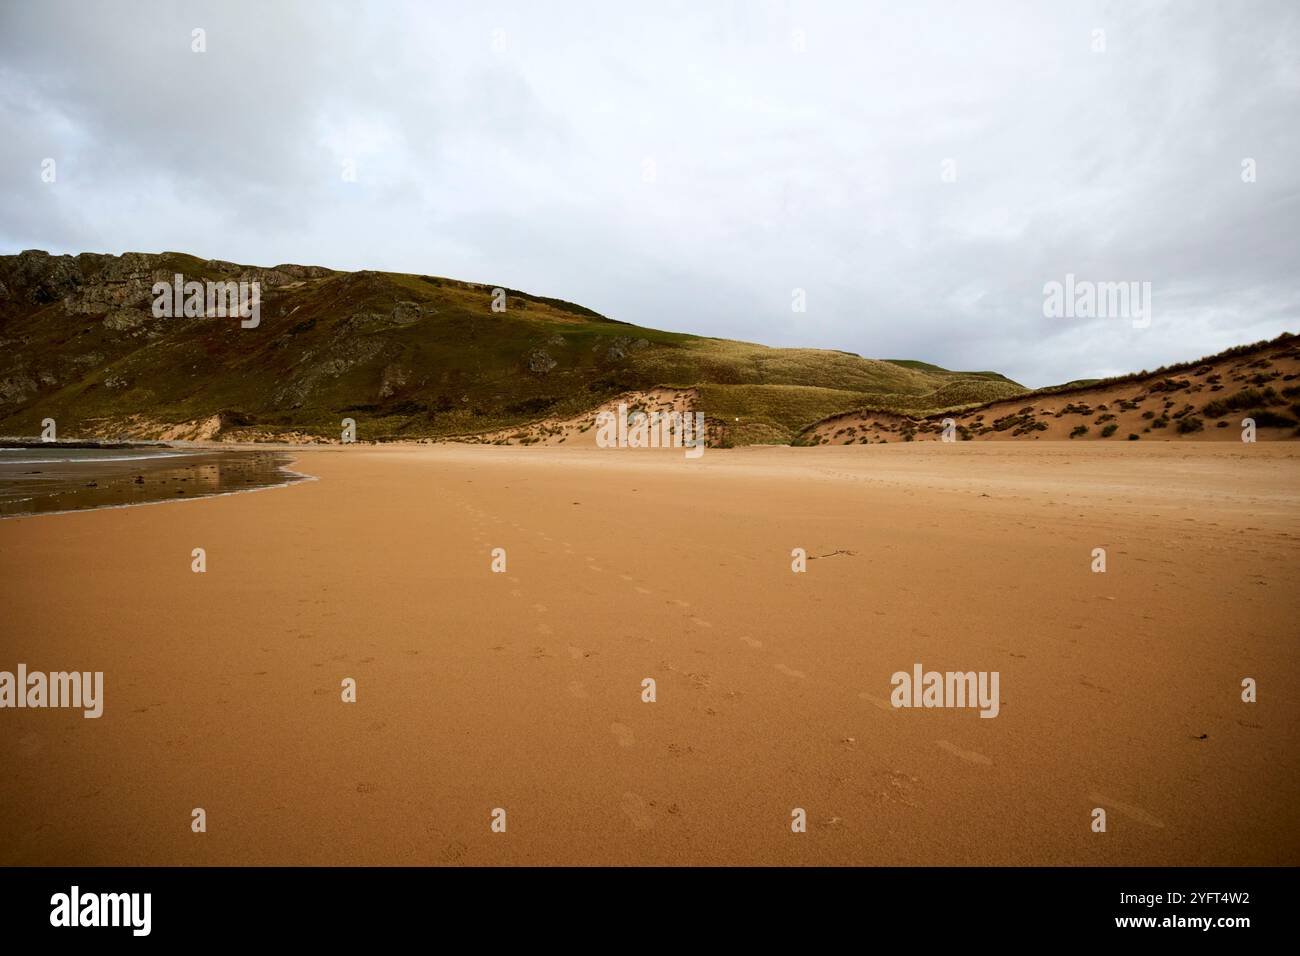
[0,250,338,319]
[528,349,558,374]
[103,308,147,331]
[378,363,409,399]
[0,373,38,404]
[600,335,650,362]
[4,250,84,304]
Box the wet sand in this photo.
[0,442,1296,865]
[0,445,306,518]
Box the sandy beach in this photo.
[1,442,1296,866]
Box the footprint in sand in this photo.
[610,722,635,747]
[1088,793,1166,829]
[568,681,589,699]
[620,791,654,830]
[438,841,469,863]
[859,692,895,713]
[775,664,806,679]
[739,636,762,648]
[936,740,992,766]
[870,769,921,808]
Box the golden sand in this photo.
[1,442,1296,865]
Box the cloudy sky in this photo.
[2,0,1296,386]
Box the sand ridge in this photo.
[805,335,1300,444]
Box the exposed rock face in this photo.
[240,264,334,286]
[378,363,409,399]
[390,301,425,326]
[61,252,163,315]
[0,252,341,320]
[0,373,38,404]
[273,337,390,408]
[599,335,650,362]
[528,349,558,374]
[103,308,147,331]
[344,301,432,333]
[0,251,351,434]
[9,250,84,304]
[203,257,331,287]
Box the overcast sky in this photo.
[2,1,1296,386]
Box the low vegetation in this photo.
[0,250,1024,443]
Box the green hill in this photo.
[0,250,1027,443]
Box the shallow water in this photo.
[0,445,306,518]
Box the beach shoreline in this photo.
[0,445,309,519]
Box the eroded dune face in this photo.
[469,388,707,448]
[804,336,1300,445]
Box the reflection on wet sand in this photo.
[0,446,307,518]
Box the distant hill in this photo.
[0,250,1026,443]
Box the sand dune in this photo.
[805,334,1300,444]
[0,442,1296,865]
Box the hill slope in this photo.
[797,334,1300,444]
[0,250,1024,443]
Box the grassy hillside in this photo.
[796,333,1300,444]
[0,250,1026,443]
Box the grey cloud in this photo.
[1,0,1296,387]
